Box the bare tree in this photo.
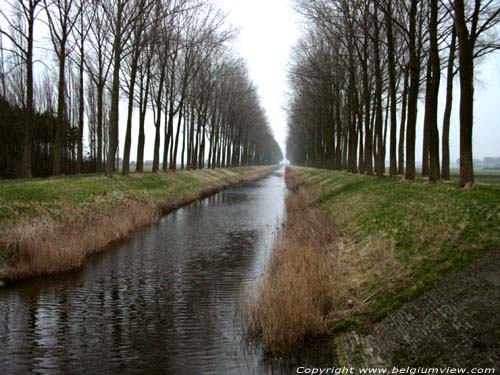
[121,0,155,174]
[0,0,282,178]
[85,0,112,170]
[287,0,498,188]
[453,0,500,187]
[0,0,43,177]
[44,0,83,175]
[441,25,456,180]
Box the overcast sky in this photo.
[217,0,300,158]
[215,0,500,162]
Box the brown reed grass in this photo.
[241,167,408,354]
[1,166,277,281]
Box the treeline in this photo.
[287,0,499,187]
[0,0,282,179]
[0,97,93,177]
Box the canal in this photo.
[0,168,335,374]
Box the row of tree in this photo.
[0,0,282,179]
[286,0,499,187]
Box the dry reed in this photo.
[241,168,407,354]
[4,195,158,279]
[241,170,338,354]
[1,166,277,281]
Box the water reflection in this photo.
[0,169,336,374]
[0,170,279,374]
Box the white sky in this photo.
[217,0,300,157]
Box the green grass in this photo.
[0,167,262,223]
[292,167,500,331]
[0,166,275,278]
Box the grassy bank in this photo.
[0,166,276,281]
[243,166,500,354]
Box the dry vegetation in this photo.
[242,184,337,354]
[0,166,276,281]
[4,192,158,280]
[242,166,500,355]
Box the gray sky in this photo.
[217,0,500,162]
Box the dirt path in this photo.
[338,250,500,368]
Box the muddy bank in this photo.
[0,166,277,282]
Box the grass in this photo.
[243,166,500,354]
[0,166,276,281]
[0,167,261,219]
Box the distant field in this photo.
[412,168,500,185]
[450,169,500,185]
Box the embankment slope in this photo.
[0,166,277,281]
[243,166,500,364]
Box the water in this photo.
[0,169,337,374]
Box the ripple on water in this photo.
[0,171,288,374]
[0,169,338,374]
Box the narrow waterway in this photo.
[0,169,335,374]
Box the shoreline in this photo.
[242,166,500,362]
[0,166,278,283]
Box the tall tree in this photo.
[385,0,398,176]
[427,0,441,182]
[0,0,43,177]
[441,26,456,180]
[453,0,500,187]
[405,0,422,180]
[45,0,82,175]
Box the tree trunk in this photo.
[97,80,104,171]
[171,99,185,171]
[52,44,66,176]
[428,0,441,182]
[152,64,166,174]
[136,65,151,173]
[21,4,38,178]
[362,54,373,175]
[122,48,140,175]
[163,100,175,171]
[405,0,421,180]
[421,59,432,177]
[398,65,409,175]
[442,27,456,180]
[106,2,123,176]
[454,0,475,187]
[385,0,398,176]
[77,31,84,174]
[373,5,384,177]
